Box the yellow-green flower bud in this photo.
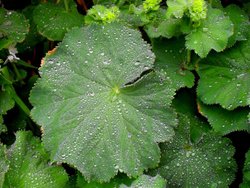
[86,5,120,24]
[143,0,162,12]
[188,0,207,22]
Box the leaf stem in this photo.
[11,63,25,84]
[187,50,191,65]
[64,0,69,12]
[5,85,30,116]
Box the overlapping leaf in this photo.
[165,0,189,19]
[0,8,29,49]
[185,7,233,58]
[156,114,237,187]
[33,2,84,41]
[77,173,133,188]
[0,90,15,133]
[3,131,68,188]
[224,5,250,47]
[197,37,250,110]
[241,149,250,188]
[120,175,166,188]
[30,23,177,182]
[152,37,195,91]
[198,101,250,135]
[0,144,8,187]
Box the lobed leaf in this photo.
[156,114,237,187]
[198,101,250,135]
[30,23,177,182]
[185,7,233,58]
[152,37,195,91]
[0,90,15,115]
[0,144,9,188]
[166,0,189,19]
[3,131,68,188]
[77,173,133,188]
[197,37,250,110]
[0,8,29,49]
[33,2,84,41]
[241,149,250,188]
[224,5,250,47]
[120,174,166,188]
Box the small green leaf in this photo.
[146,17,188,38]
[156,114,237,187]
[16,5,44,53]
[120,174,166,188]
[166,0,189,19]
[0,90,15,115]
[152,37,195,90]
[197,38,250,110]
[3,131,68,188]
[198,101,250,135]
[241,149,250,188]
[33,2,84,41]
[185,7,233,58]
[0,115,7,133]
[30,23,177,182]
[225,5,250,47]
[0,8,29,49]
[85,5,120,24]
[0,144,9,187]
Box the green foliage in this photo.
[85,5,120,24]
[185,7,233,57]
[152,37,195,90]
[197,37,250,110]
[0,144,8,187]
[224,5,250,47]
[0,8,29,50]
[241,149,250,188]
[198,101,250,135]
[33,2,84,41]
[2,131,68,188]
[120,174,166,188]
[30,23,177,182]
[0,0,249,187]
[156,114,236,187]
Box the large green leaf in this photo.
[197,38,250,110]
[3,131,68,188]
[185,7,233,58]
[0,144,8,188]
[156,114,237,187]
[241,149,250,188]
[198,101,250,135]
[120,175,166,188]
[224,5,250,47]
[0,8,29,49]
[33,2,84,41]
[152,37,195,91]
[30,23,177,182]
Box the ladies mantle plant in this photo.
[0,0,249,187]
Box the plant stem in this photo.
[12,63,25,84]
[5,85,30,116]
[64,0,69,12]
[186,50,191,65]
